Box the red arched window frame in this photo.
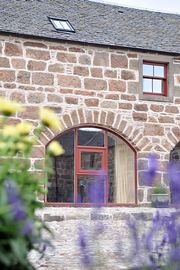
[45,125,137,206]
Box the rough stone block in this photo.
[79,54,91,65]
[84,78,107,90]
[109,79,126,92]
[133,112,147,122]
[26,48,50,60]
[0,70,15,82]
[28,60,46,71]
[85,98,99,107]
[93,51,109,67]
[58,75,81,88]
[65,96,78,104]
[17,71,30,84]
[74,66,89,76]
[121,70,136,80]
[11,58,26,69]
[0,57,10,67]
[127,81,139,94]
[111,54,128,68]
[91,67,103,78]
[100,100,117,109]
[32,72,54,86]
[5,42,23,56]
[44,214,64,222]
[57,52,77,63]
[119,102,132,110]
[134,104,148,112]
[144,123,164,136]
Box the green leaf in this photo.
[10,238,27,265]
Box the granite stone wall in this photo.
[29,207,176,270]
[0,35,180,204]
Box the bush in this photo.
[0,98,63,269]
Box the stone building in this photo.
[0,0,180,268]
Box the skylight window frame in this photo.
[48,17,75,33]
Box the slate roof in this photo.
[0,0,180,54]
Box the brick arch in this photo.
[151,126,180,155]
[167,126,180,150]
[38,109,145,151]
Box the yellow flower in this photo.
[16,122,34,135]
[39,108,61,130]
[15,142,27,152]
[0,142,6,150]
[0,98,24,116]
[47,141,64,156]
[2,125,19,137]
[22,136,36,145]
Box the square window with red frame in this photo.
[143,61,168,96]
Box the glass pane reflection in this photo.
[143,64,153,76]
[154,65,164,77]
[78,175,105,203]
[47,130,74,203]
[81,152,102,170]
[153,79,162,93]
[143,78,152,92]
[78,127,104,147]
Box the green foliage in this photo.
[0,99,63,269]
[152,185,168,194]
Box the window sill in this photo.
[139,94,173,102]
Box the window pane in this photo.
[61,21,71,30]
[78,127,104,147]
[143,78,152,92]
[143,64,153,76]
[81,152,102,170]
[153,79,162,93]
[53,20,63,30]
[47,130,75,202]
[78,175,105,203]
[108,133,135,204]
[154,65,164,77]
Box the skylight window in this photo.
[49,17,75,32]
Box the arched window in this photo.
[170,142,180,161]
[170,142,180,205]
[47,127,137,206]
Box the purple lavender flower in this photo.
[13,203,27,220]
[79,226,87,249]
[22,219,34,236]
[5,179,27,221]
[168,162,180,207]
[144,211,162,250]
[144,154,158,186]
[88,170,106,206]
[94,222,106,235]
[165,218,177,245]
[127,217,139,254]
[5,179,20,204]
[170,247,180,262]
[78,226,92,266]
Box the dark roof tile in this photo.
[0,0,180,54]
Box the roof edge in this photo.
[88,0,180,16]
[1,30,180,56]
